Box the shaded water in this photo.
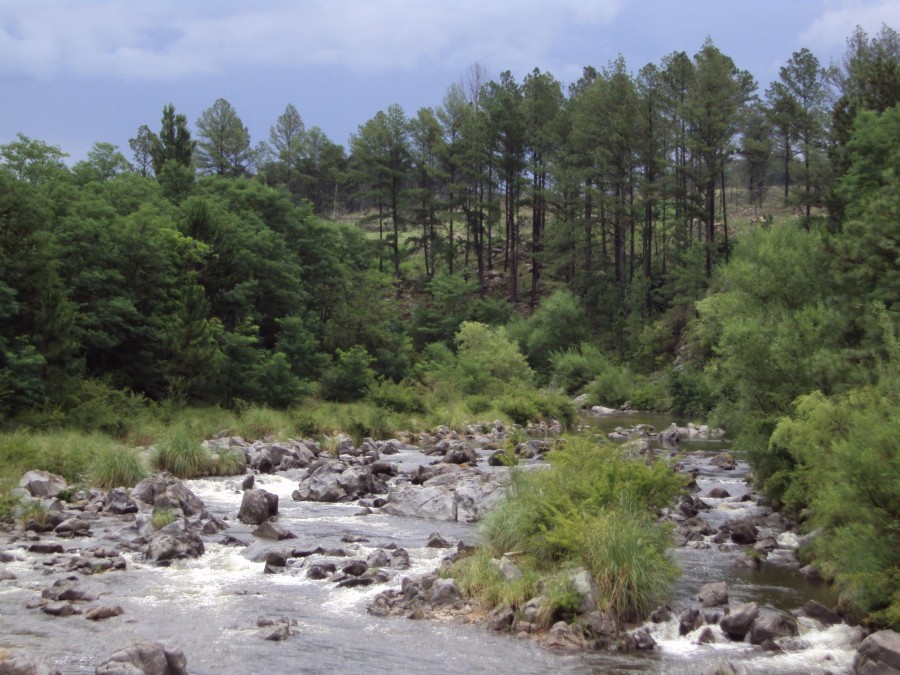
[0,419,860,673]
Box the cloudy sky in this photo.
[2,0,899,161]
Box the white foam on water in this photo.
[644,614,864,673]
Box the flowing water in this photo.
[0,420,863,673]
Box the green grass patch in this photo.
[90,445,148,489]
[454,435,686,624]
[151,507,176,529]
[151,430,212,479]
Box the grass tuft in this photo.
[90,445,148,489]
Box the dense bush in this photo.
[466,436,685,622]
[320,346,376,402]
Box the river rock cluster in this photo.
[3,422,899,673]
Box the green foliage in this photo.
[768,331,899,627]
[508,290,590,376]
[549,343,607,395]
[666,367,716,417]
[152,507,176,530]
[584,362,634,408]
[455,322,533,395]
[474,436,685,622]
[497,394,539,426]
[208,449,246,477]
[367,380,427,414]
[320,346,376,402]
[151,430,211,479]
[90,445,147,489]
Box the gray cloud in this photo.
[0,0,624,80]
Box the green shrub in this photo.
[532,390,576,427]
[368,380,427,414]
[628,378,669,412]
[585,364,634,408]
[667,368,716,417]
[498,394,539,426]
[549,343,607,394]
[151,430,211,479]
[465,395,492,415]
[475,436,685,623]
[91,445,147,489]
[320,346,376,402]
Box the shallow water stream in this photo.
[0,419,863,673]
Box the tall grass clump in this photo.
[151,430,211,479]
[208,449,246,477]
[90,445,148,489]
[469,436,685,623]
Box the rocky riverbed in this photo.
[0,420,895,674]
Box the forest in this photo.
[1,24,898,629]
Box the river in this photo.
[0,415,863,673]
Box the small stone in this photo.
[85,605,124,621]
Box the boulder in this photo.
[293,472,347,503]
[442,444,477,465]
[800,600,841,626]
[546,621,587,649]
[55,518,91,536]
[720,602,759,640]
[710,453,736,470]
[19,470,66,499]
[698,581,729,607]
[588,610,619,649]
[854,629,900,674]
[749,610,798,645]
[382,484,456,521]
[705,487,731,499]
[241,475,255,490]
[660,424,681,450]
[569,568,599,614]
[238,489,278,525]
[131,474,205,517]
[426,532,452,548]
[491,556,523,581]
[486,604,515,632]
[251,522,295,540]
[145,531,205,565]
[679,608,703,636]
[0,654,60,675]
[95,641,187,675]
[728,522,758,545]
[104,489,138,515]
[429,578,462,607]
[337,466,378,497]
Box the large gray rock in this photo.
[19,470,66,499]
[132,474,204,516]
[382,484,456,521]
[293,472,347,503]
[749,610,798,645]
[854,630,900,674]
[720,602,759,640]
[0,653,60,675]
[94,641,187,675]
[145,531,205,565]
[104,488,138,514]
[430,578,462,607]
[800,600,841,626]
[698,581,729,607]
[569,568,599,614]
[442,444,478,465]
[238,489,278,525]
